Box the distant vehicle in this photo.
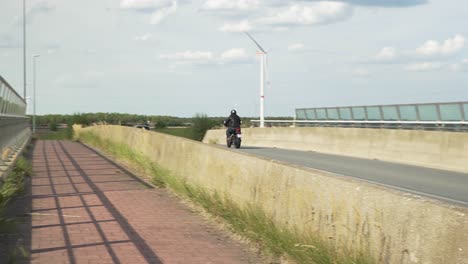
[133,124,150,130]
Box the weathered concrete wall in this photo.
[76,125,468,264]
[204,127,468,173]
[0,127,31,184]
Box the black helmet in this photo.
[230,109,237,115]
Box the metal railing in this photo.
[296,102,468,122]
[0,75,27,117]
[0,75,30,180]
[251,102,468,132]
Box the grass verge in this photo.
[7,244,30,264]
[0,157,32,263]
[36,126,73,140]
[0,157,32,232]
[154,127,195,140]
[78,131,374,264]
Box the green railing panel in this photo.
[366,106,381,120]
[305,109,316,119]
[352,107,366,120]
[399,105,418,121]
[382,106,399,121]
[326,108,339,120]
[418,105,438,121]
[295,102,467,124]
[464,104,468,121]
[339,108,352,120]
[0,75,26,116]
[296,110,306,120]
[316,109,327,120]
[440,104,462,121]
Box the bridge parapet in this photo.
[280,101,468,131]
[76,125,468,264]
[204,127,468,173]
[0,75,30,182]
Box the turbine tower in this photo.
[245,32,268,128]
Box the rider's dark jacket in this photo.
[224,114,241,128]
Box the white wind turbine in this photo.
[245,32,270,128]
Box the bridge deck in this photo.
[26,140,259,264]
[237,146,468,207]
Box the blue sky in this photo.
[1,0,467,117]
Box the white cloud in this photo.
[149,1,177,24]
[313,0,428,7]
[449,59,468,71]
[221,48,247,59]
[416,34,465,56]
[160,48,252,66]
[202,0,260,10]
[375,47,396,60]
[288,43,305,51]
[13,0,56,24]
[219,20,252,32]
[134,33,152,41]
[0,34,19,49]
[83,70,106,78]
[207,1,353,32]
[273,26,290,32]
[404,62,442,71]
[45,45,60,54]
[258,2,353,26]
[352,68,370,76]
[120,0,172,10]
[28,0,56,13]
[160,50,214,61]
[53,74,73,85]
[120,0,177,24]
[220,48,250,63]
[449,63,461,71]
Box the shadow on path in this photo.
[27,140,162,264]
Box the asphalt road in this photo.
[235,146,468,207]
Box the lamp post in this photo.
[23,0,27,99]
[33,54,40,134]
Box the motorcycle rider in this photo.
[224,109,241,139]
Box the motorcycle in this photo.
[227,128,242,149]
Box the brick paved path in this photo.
[29,140,261,264]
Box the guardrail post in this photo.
[0,147,7,166]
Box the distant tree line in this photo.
[33,113,192,128]
[30,112,293,129]
[29,112,293,142]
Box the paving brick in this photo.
[58,195,84,208]
[27,140,262,264]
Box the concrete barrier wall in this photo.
[0,125,31,183]
[76,125,468,264]
[204,127,468,173]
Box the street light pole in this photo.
[33,55,40,134]
[23,0,27,99]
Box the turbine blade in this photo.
[244,32,266,53]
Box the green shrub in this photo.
[190,113,217,141]
[0,157,31,234]
[155,120,167,129]
[66,121,74,139]
[154,128,193,140]
[49,123,58,131]
[37,129,72,140]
